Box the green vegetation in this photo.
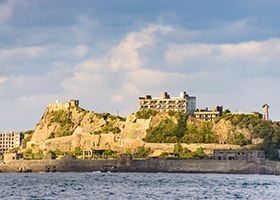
[227,133,252,146]
[93,125,121,134]
[136,109,158,119]
[159,143,207,159]
[49,110,75,138]
[219,114,280,160]
[8,147,19,153]
[132,146,152,158]
[143,113,217,143]
[47,132,55,139]
[95,112,126,121]
[173,143,206,159]
[48,149,65,157]
[22,149,43,159]
[22,130,34,143]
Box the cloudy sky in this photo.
[1,0,280,131]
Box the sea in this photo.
[0,172,279,200]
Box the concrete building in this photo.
[194,105,223,121]
[139,91,196,115]
[0,132,23,154]
[213,149,265,161]
[48,99,79,111]
[262,104,269,120]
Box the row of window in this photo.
[0,134,15,137]
[0,138,14,140]
[0,145,13,148]
[0,149,9,152]
[0,142,14,144]
[141,100,186,104]
[141,104,186,108]
[195,114,219,117]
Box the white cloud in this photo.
[0,0,16,24]
[165,38,280,66]
[110,25,158,71]
[73,45,88,57]
[0,77,8,84]
[120,83,141,95]
[0,46,45,60]
[71,15,99,43]
[112,94,123,103]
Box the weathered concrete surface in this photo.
[1,155,280,174]
[28,132,242,155]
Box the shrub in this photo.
[135,109,158,119]
[133,146,152,158]
[47,132,55,139]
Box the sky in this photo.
[1,0,280,131]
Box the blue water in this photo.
[0,173,279,199]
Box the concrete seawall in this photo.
[1,155,280,174]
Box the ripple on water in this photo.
[0,173,280,199]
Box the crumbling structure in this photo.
[262,104,269,120]
[48,99,79,111]
[194,105,223,121]
[0,132,23,154]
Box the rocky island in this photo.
[1,97,280,174]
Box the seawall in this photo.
[1,155,280,174]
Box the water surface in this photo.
[0,172,279,199]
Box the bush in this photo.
[47,132,55,139]
[133,146,151,158]
[220,113,280,160]
[136,109,158,119]
[143,113,217,144]
[173,143,183,154]
[93,126,121,134]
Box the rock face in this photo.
[31,107,123,142]
[28,105,261,155]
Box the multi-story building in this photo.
[0,132,24,154]
[139,91,196,115]
[194,105,223,121]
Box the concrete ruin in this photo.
[139,91,196,115]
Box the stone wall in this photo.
[29,132,242,156]
[1,155,280,174]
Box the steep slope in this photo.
[31,107,125,142]
[28,105,279,158]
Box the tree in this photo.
[173,142,183,154]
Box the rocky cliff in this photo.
[27,105,264,155]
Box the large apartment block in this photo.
[0,132,24,154]
[139,91,196,115]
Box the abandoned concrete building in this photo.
[48,99,79,111]
[262,104,269,120]
[139,91,196,115]
[194,105,223,121]
[0,132,23,154]
[213,149,265,161]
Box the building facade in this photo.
[0,132,24,154]
[194,105,223,121]
[48,99,79,111]
[213,149,265,161]
[139,91,196,115]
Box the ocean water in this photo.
[0,173,279,200]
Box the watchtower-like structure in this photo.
[262,104,269,120]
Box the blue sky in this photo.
[1,0,280,131]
